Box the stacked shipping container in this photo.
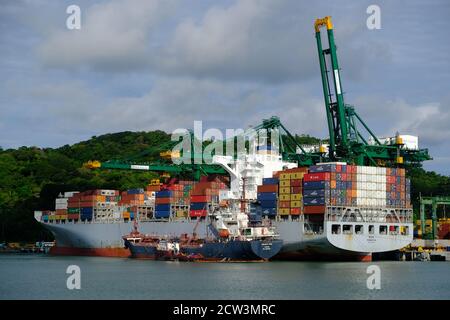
[67,190,120,221]
[276,168,308,216]
[257,178,279,217]
[189,181,227,217]
[302,163,411,214]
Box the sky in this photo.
[0,0,449,174]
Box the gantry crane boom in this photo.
[314,16,431,166]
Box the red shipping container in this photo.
[291,186,302,194]
[304,205,326,214]
[155,197,172,204]
[341,173,347,181]
[290,207,302,215]
[304,172,330,182]
[80,201,94,208]
[290,179,302,187]
[67,214,79,220]
[189,209,207,217]
[146,185,161,192]
[257,185,278,193]
[190,195,211,203]
[336,164,342,172]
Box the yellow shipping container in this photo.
[122,212,130,219]
[55,215,62,220]
[279,187,291,194]
[291,172,305,179]
[96,195,106,202]
[279,194,291,201]
[290,201,302,208]
[291,194,302,201]
[60,215,68,220]
[280,173,291,180]
[279,208,290,215]
[280,180,291,187]
[48,215,56,221]
[176,210,187,218]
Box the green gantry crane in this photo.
[419,196,450,239]
[84,116,322,179]
[85,16,431,179]
[314,16,431,166]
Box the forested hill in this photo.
[0,131,449,242]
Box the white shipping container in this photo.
[55,203,68,210]
[64,191,79,198]
[55,198,68,204]
[365,190,375,199]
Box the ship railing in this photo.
[325,206,413,224]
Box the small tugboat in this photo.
[122,221,160,259]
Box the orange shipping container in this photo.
[155,197,172,204]
[146,185,161,192]
[257,185,278,193]
[278,201,290,208]
[330,180,337,189]
[290,207,302,215]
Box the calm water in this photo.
[0,254,449,300]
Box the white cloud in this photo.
[37,0,177,71]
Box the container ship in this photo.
[34,17,426,261]
[34,147,414,262]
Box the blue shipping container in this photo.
[154,211,170,218]
[259,200,277,208]
[250,205,263,215]
[303,181,330,190]
[303,189,328,198]
[257,192,277,201]
[80,213,92,220]
[309,164,336,173]
[156,190,173,198]
[80,207,93,214]
[261,207,277,216]
[249,213,263,222]
[303,197,326,206]
[262,178,279,185]
[190,202,207,210]
[155,204,171,211]
[128,188,144,194]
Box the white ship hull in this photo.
[38,215,413,261]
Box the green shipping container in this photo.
[68,208,80,213]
